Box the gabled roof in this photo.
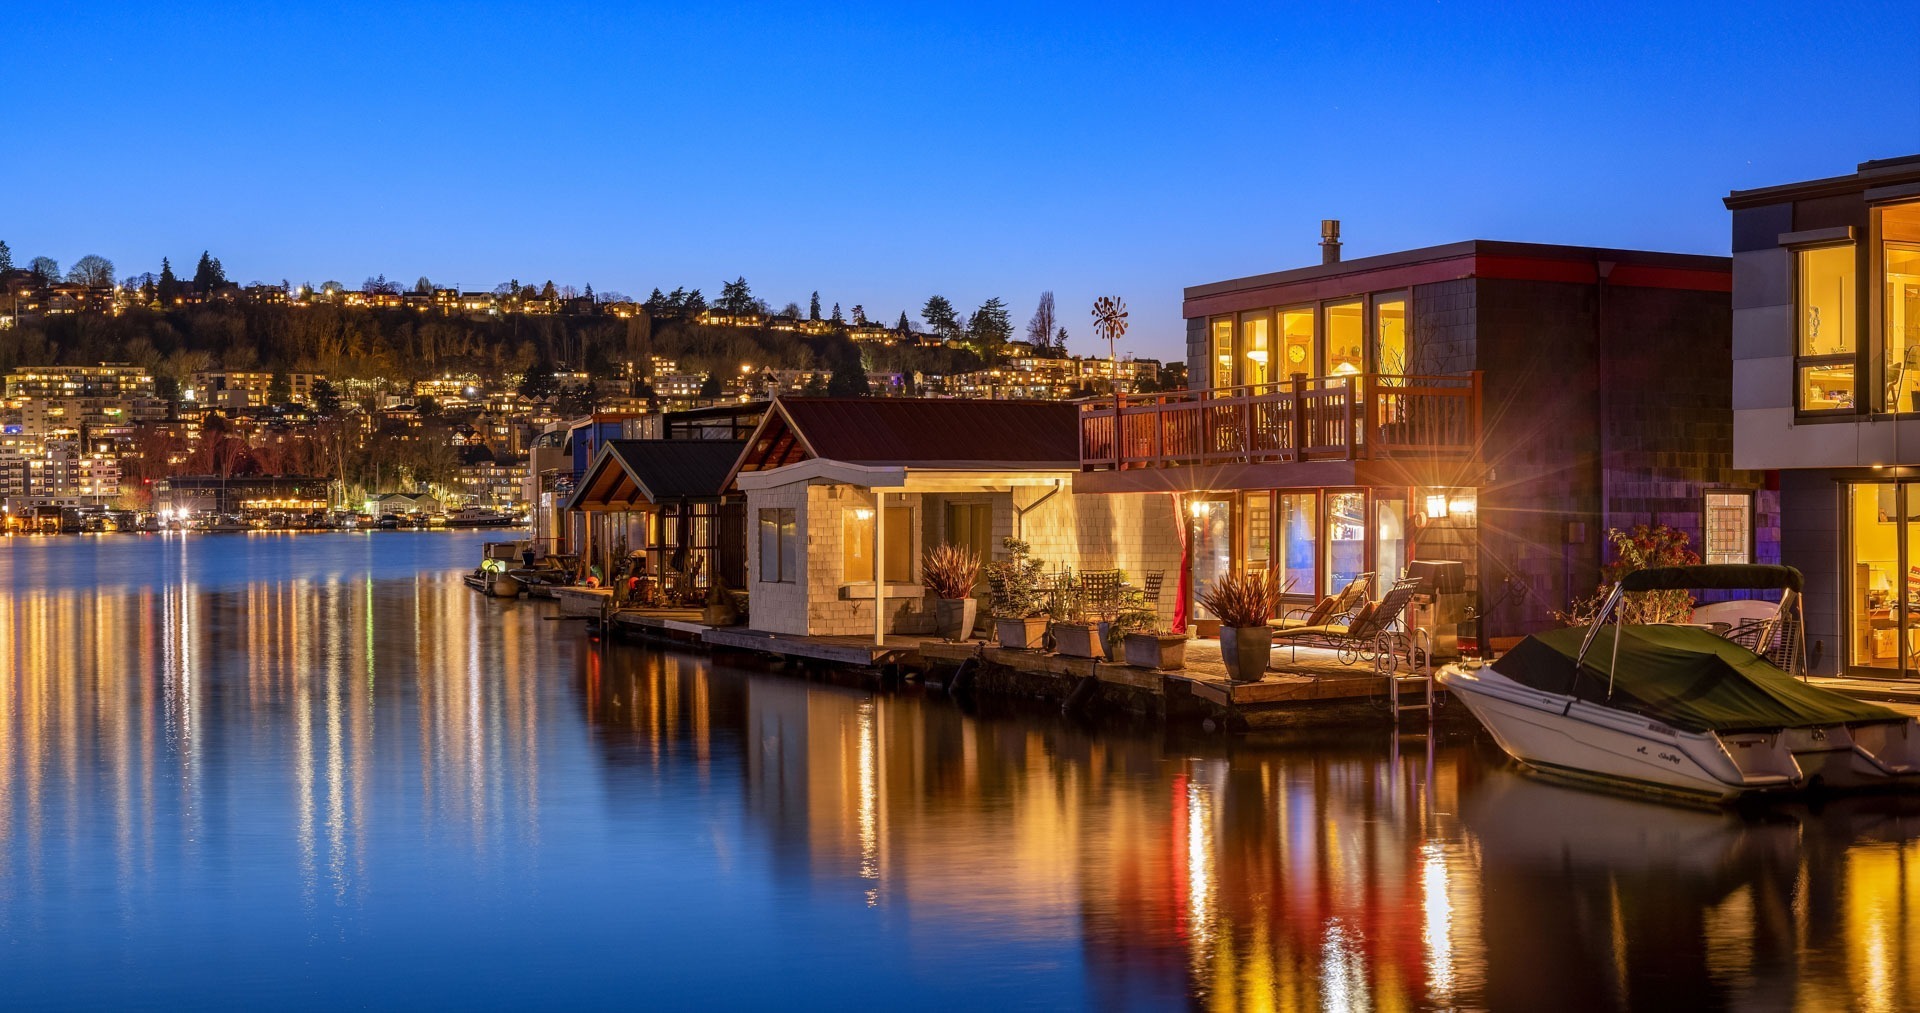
[725,396,1080,489]
[566,439,746,511]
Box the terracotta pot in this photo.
[1052,622,1104,659]
[1123,633,1188,671]
[995,616,1048,650]
[1219,625,1271,682]
[934,597,979,641]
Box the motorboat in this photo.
[1438,564,1920,802]
[446,507,519,528]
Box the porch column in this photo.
[874,489,886,647]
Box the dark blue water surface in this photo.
[3,531,1919,1011]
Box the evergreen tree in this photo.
[157,258,179,303]
[809,291,821,321]
[895,311,911,334]
[0,239,11,272]
[517,363,560,402]
[541,280,558,300]
[1055,325,1069,352]
[968,297,1013,363]
[802,372,828,396]
[719,276,754,316]
[584,283,595,302]
[192,251,226,290]
[921,295,960,339]
[698,372,722,398]
[830,302,843,325]
[413,276,433,294]
[311,378,343,418]
[683,289,707,316]
[828,355,871,397]
[267,371,293,406]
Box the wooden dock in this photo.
[699,627,924,667]
[584,603,1451,730]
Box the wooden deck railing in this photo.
[1079,371,1482,471]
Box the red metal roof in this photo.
[766,397,1081,468]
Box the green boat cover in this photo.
[1497,624,1900,734]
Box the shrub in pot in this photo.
[1199,571,1285,682]
[984,539,1052,650]
[1112,595,1186,671]
[923,543,982,641]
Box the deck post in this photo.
[1290,372,1308,462]
[874,489,886,647]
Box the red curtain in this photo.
[1170,492,1191,634]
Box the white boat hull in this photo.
[1439,662,1920,802]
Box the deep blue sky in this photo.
[5,2,1916,361]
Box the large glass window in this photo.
[1190,498,1233,618]
[845,503,912,583]
[1326,491,1367,596]
[1326,301,1364,376]
[1240,312,1272,390]
[1279,492,1317,596]
[1850,483,1906,672]
[757,507,796,583]
[1210,317,1234,390]
[1374,292,1408,379]
[1242,492,1272,571]
[1704,491,1752,565]
[1887,243,1920,413]
[1279,308,1315,380]
[1797,244,1856,412]
[1375,495,1407,584]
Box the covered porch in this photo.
[565,439,747,607]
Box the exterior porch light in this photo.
[1189,500,1212,518]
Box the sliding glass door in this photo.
[1849,481,1920,676]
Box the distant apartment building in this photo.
[189,370,322,407]
[3,363,155,400]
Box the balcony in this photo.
[1079,372,1481,472]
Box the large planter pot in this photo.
[1219,625,1271,682]
[1123,633,1188,671]
[934,597,979,641]
[995,616,1049,651]
[1052,622,1105,659]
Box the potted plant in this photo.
[1051,598,1106,659]
[985,538,1051,650]
[923,543,982,641]
[1199,570,1283,682]
[1113,588,1186,670]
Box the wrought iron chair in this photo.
[1079,569,1124,623]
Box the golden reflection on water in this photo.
[582,644,1920,1010]
[10,535,1920,1007]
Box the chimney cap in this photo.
[1321,219,1341,239]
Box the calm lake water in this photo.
[2,531,1919,1010]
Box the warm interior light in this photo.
[852,508,874,521]
[1189,501,1212,518]
[1425,493,1449,520]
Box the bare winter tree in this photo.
[67,254,115,286]
[1026,291,1056,352]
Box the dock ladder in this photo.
[1388,628,1436,719]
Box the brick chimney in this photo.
[1320,220,1342,265]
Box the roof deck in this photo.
[1079,371,1481,472]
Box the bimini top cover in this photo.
[1618,564,1803,593]
[1496,624,1894,734]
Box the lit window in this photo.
[843,502,912,583]
[1797,244,1856,412]
[1705,492,1753,565]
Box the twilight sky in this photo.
[5,1,1917,362]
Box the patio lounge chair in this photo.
[1270,578,1422,668]
[1271,572,1373,631]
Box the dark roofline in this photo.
[1724,154,1920,210]
[1186,239,1730,302]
